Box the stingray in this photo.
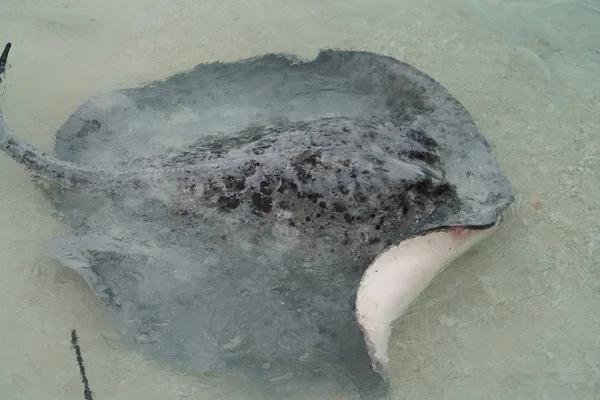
[0,43,514,399]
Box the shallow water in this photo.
[0,0,598,399]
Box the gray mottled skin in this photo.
[0,49,514,399]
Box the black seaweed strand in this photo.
[71,329,94,400]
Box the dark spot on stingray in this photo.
[276,179,290,193]
[432,182,455,197]
[102,287,121,310]
[294,164,312,184]
[218,195,241,209]
[75,119,102,140]
[333,203,346,213]
[224,174,246,190]
[304,153,320,166]
[0,46,514,400]
[251,192,272,213]
[259,182,271,196]
[252,141,273,155]
[407,128,438,150]
[338,184,350,195]
[306,192,321,203]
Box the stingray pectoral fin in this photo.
[355,222,500,374]
[0,107,104,186]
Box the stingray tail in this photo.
[0,107,104,187]
[0,43,10,78]
[0,43,104,187]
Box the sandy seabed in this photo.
[0,0,598,399]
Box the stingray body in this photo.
[0,47,513,399]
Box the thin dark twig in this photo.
[0,42,11,76]
[71,329,95,400]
